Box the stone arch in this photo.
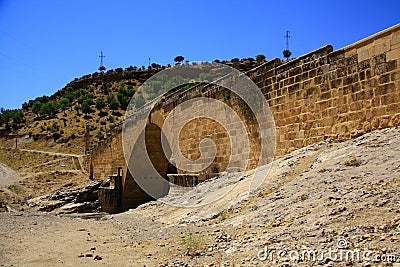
[144,123,172,179]
[121,121,173,210]
[121,89,264,210]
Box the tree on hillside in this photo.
[78,96,86,105]
[0,109,24,130]
[174,55,184,65]
[12,110,24,124]
[11,110,24,131]
[117,91,130,110]
[59,97,70,113]
[22,102,29,111]
[256,54,266,62]
[81,99,92,115]
[283,49,292,60]
[32,101,42,117]
[199,73,213,82]
[95,98,105,112]
[107,94,119,111]
[64,92,75,102]
[0,110,10,129]
[40,100,59,117]
[123,71,134,80]
[107,94,116,105]
[72,89,84,100]
[144,80,162,94]
[134,95,145,109]
[151,62,161,69]
[127,85,136,96]
[0,108,6,126]
[109,99,119,111]
[100,84,110,95]
[74,104,81,115]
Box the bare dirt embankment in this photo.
[0,127,399,266]
[0,147,90,212]
[0,162,20,187]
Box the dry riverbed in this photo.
[0,127,399,266]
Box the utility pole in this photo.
[148,57,151,68]
[98,51,106,72]
[283,31,292,60]
[285,31,290,51]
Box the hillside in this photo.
[0,59,264,154]
[0,147,90,212]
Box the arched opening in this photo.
[144,123,175,179]
[122,122,174,210]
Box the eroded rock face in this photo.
[28,180,109,214]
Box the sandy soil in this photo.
[0,127,399,266]
[0,162,20,187]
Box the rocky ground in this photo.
[0,127,399,266]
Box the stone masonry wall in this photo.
[155,88,262,175]
[251,24,400,156]
[84,24,400,181]
[83,126,125,180]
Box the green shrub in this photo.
[95,98,105,111]
[134,95,145,109]
[109,99,119,110]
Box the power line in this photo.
[98,51,106,72]
[99,51,105,66]
[284,30,290,51]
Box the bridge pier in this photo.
[98,168,123,213]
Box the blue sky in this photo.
[0,0,399,109]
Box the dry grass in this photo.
[0,147,90,209]
[0,147,59,172]
[180,232,208,255]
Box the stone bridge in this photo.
[84,24,400,212]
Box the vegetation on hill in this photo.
[0,55,267,153]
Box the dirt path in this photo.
[18,148,85,172]
[19,148,83,158]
